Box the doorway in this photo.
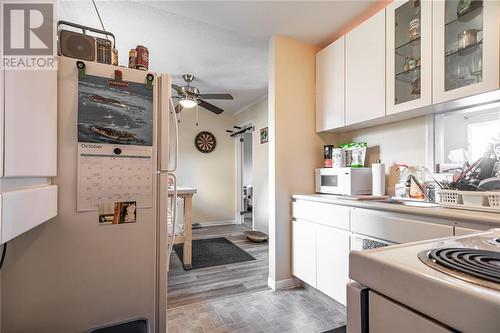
[237,129,253,229]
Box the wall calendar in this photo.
[76,74,154,212]
[77,145,153,212]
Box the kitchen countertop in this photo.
[292,194,500,227]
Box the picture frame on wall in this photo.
[260,127,268,144]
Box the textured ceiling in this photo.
[59,1,376,114]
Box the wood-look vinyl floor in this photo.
[168,224,269,309]
[167,224,346,333]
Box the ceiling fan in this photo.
[172,74,234,115]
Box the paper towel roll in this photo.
[372,163,385,196]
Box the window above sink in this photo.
[434,103,500,174]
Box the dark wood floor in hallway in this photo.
[167,224,346,333]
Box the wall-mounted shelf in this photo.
[396,37,421,58]
[445,41,483,58]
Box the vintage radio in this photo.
[57,20,116,65]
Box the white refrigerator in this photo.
[1,56,178,333]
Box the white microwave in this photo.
[315,167,372,195]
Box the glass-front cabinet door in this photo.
[387,0,432,115]
[433,0,500,104]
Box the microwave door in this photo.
[320,174,340,194]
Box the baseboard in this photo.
[197,220,237,227]
[267,276,299,291]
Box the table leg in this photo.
[183,195,193,270]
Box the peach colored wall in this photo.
[320,0,393,48]
[268,35,335,286]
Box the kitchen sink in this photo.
[378,199,440,208]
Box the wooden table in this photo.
[168,187,197,270]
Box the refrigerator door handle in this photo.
[167,172,178,258]
[167,98,179,173]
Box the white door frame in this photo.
[234,122,254,228]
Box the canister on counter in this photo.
[135,45,149,71]
[128,48,137,69]
[112,48,119,66]
[324,145,334,168]
[331,148,346,167]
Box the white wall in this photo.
[335,116,428,194]
[234,97,269,234]
[176,106,236,225]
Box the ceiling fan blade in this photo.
[175,103,183,114]
[199,100,224,115]
[199,93,233,100]
[171,84,184,95]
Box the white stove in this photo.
[347,229,500,333]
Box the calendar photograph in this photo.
[78,75,153,146]
[98,201,137,225]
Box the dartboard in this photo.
[195,131,216,153]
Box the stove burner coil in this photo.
[427,248,500,284]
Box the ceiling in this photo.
[59,1,377,114]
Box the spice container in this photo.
[408,58,416,70]
[408,0,420,40]
[112,48,119,66]
[135,45,149,71]
[128,48,137,69]
[411,77,421,95]
[324,145,334,168]
[403,57,410,72]
[458,29,480,51]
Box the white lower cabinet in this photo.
[351,209,453,243]
[316,224,350,305]
[292,199,351,305]
[292,219,317,287]
[290,199,477,307]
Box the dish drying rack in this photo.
[438,189,500,212]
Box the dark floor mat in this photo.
[173,237,255,270]
[323,325,346,333]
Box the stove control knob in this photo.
[114,148,122,155]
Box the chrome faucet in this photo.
[405,175,429,201]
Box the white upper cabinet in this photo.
[345,9,386,126]
[316,36,345,132]
[3,69,57,177]
[433,0,500,103]
[387,0,432,114]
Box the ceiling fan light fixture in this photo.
[171,74,232,115]
[179,96,198,108]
